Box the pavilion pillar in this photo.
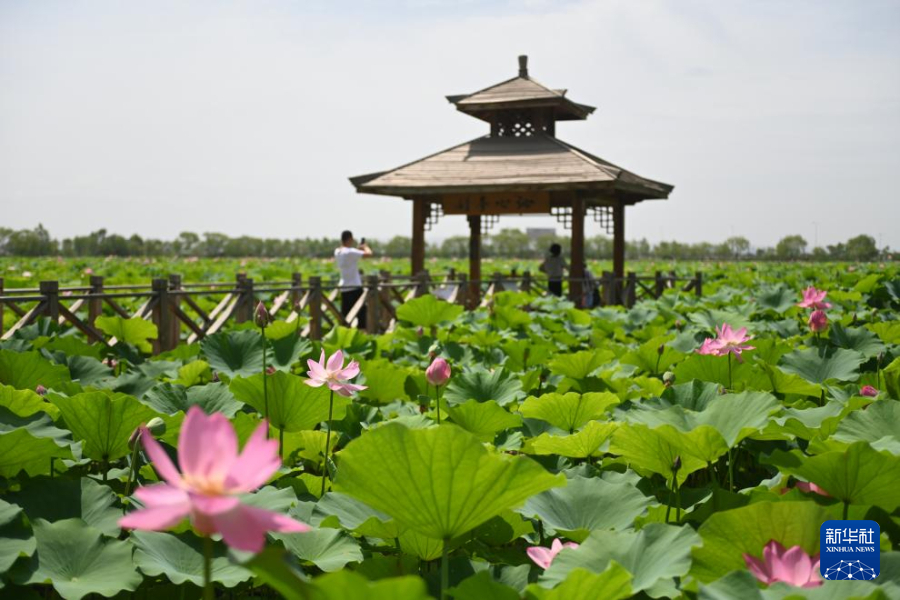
[613,201,625,304]
[569,197,585,305]
[467,214,481,308]
[411,198,428,276]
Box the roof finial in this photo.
[518,55,528,78]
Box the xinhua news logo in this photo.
[820,520,880,581]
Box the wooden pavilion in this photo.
[350,56,673,304]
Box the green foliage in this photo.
[13,519,142,600]
[230,371,349,432]
[1,260,899,598]
[395,294,464,328]
[95,316,158,353]
[335,423,564,540]
[51,390,158,461]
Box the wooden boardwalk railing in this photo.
[0,270,701,353]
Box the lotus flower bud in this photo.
[129,418,167,450]
[675,320,683,331]
[128,427,141,450]
[657,344,665,356]
[147,417,166,437]
[808,310,828,333]
[673,455,682,472]
[859,385,878,398]
[106,357,118,369]
[35,384,47,396]
[211,371,220,382]
[426,357,451,387]
[416,326,424,337]
[255,301,270,328]
[266,365,276,375]
[662,371,676,386]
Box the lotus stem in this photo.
[321,389,335,496]
[203,535,213,600]
[435,385,442,425]
[727,448,734,492]
[49,457,54,479]
[261,327,269,437]
[727,353,733,391]
[123,435,141,507]
[279,427,284,462]
[441,538,450,599]
[676,480,681,522]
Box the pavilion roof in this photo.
[350,134,672,200]
[446,75,595,122]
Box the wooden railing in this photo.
[0,270,701,353]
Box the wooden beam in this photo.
[468,214,481,308]
[569,197,585,305]
[613,200,626,282]
[411,199,427,276]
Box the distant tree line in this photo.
[0,225,890,262]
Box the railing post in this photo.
[695,271,703,297]
[291,272,302,309]
[365,275,380,335]
[152,278,174,354]
[235,275,253,323]
[88,276,104,327]
[309,276,323,340]
[602,271,615,306]
[456,273,468,307]
[168,274,182,346]
[40,281,60,321]
[654,271,665,298]
[492,272,503,297]
[625,272,637,307]
[414,271,429,298]
[522,270,532,293]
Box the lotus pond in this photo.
[0,262,899,599]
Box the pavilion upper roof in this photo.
[350,134,672,199]
[446,56,595,122]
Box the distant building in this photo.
[527,228,556,241]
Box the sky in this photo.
[1,0,899,250]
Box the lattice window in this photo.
[491,110,550,138]
[483,214,500,231]
[591,206,614,234]
[510,120,535,137]
[425,202,443,231]
[551,206,572,230]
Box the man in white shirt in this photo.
[335,230,373,328]
[539,243,568,297]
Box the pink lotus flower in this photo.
[35,384,47,396]
[119,406,309,552]
[695,323,755,362]
[697,337,719,356]
[304,350,367,397]
[798,287,832,310]
[808,310,828,333]
[744,540,821,588]
[859,385,878,397]
[527,538,579,570]
[426,357,451,387]
[793,481,830,497]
